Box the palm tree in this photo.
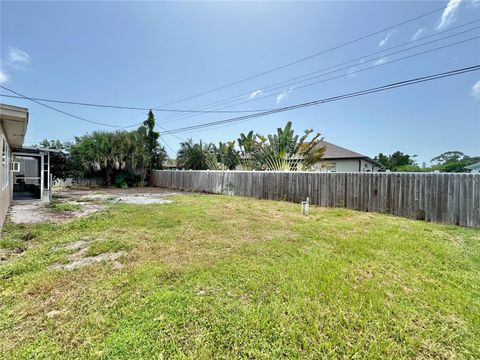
[72,130,155,186]
[237,131,256,170]
[254,122,326,171]
[218,141,239,170]
[176,139,209,170]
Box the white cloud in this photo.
[276,88,294,105]
[0,68,8,83]
[472,80,480,99]
[347,67,357,79]
[410,28,425,41]
[249,90,263,99]
[373,57,387,66]
[471,0,480,7]
[378,32,392,47]
[276,91,287,105]
[8,47,30,63]
[437,0,463,30]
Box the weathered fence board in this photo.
[152,170,480,227]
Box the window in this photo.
[12,162,20,172]
[326,162,336,173]
[1,136,9,190]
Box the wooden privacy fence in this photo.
[152,170,480,227]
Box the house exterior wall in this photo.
[313,158,380,172]
[0,122,13,230]
[360,159,381,172]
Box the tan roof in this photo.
[317,140,366,159]
[239,140,383,167]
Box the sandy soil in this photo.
[51,239,127,270]
[8,187,179,225]
[8,202,106,225]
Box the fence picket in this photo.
[152,171,480,227]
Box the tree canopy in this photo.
[430,151,480,173]
[375,150,480,173]
[38,111,166,186]
[176,122,325,171]
[374,151,417,171]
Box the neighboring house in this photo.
[312,140,383,172]
[237,140,383,172]
[465,162,480,173]
[0,104,29,230]
[163,160,178,170]
[1,103,56,232]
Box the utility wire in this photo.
[0,86,143,129]
[160,21,480,123]
[19,66,479,147]
[159,65,480,135]
[16,1,461,128]
[0,93,273,113]
[202,37,480,110]
[158,135,177,155]
[156,0,463,107]
[155,124,185,142]
[160,33,480,124]
[111,2,467,128]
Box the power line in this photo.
[158,21,479,124]
[160,32,480,124]
[19,66,480,147]
[159,65,480,135]
[155,0,463,107]
[0,93,273,113]
[0,86,143,129]
[205,37,480,110]
[158,136,177,155]
[104,2,468,128]
[155,124,185,142]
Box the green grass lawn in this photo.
[1,194,479,359]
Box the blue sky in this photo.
[1,0,479,164]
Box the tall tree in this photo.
[176,139,209,170]
[430,151,480,173]
[138,110,167,173]
[253,122,325,171]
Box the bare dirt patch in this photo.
[51,251,127,270]
[51,238,126,270]
[8,202,106,225]
[8,187,178,225]
[54,186,181,200]
[81,194,173,205]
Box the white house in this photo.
[1,103,56,232]
[1,104,29,230]
[312,140,383,172]
[465,162,480,173]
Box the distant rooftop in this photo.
[465,162,480,171]
[318,140,367,159]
